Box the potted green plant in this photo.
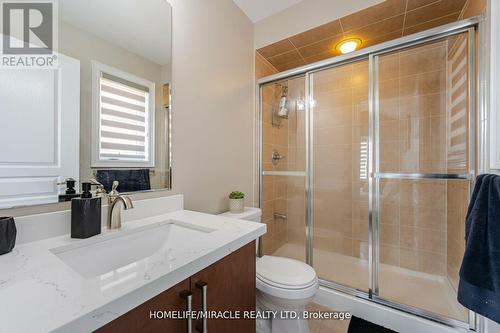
[228,191,245,213]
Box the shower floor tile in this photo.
[273,243,468,322]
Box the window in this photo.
[91,61,155,168]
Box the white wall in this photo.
[168,0,255,213]
[254,0,383,48]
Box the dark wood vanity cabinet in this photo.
[191,241,256,333]
[95,241,256,333]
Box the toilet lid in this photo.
[256,256,317,289]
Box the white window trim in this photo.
[91,61,156,168]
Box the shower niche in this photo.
[258,23,478,330]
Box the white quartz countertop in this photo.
[0,209,265,333]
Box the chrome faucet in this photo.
[107,181,134,229]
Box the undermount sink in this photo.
[50,220,215,278]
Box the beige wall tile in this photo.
[400,92,447,118]
[297,36,344,59]
[353,240,369,260]
[404,12,460,36]
[400,248,419,271]
[268,50,303,67]
[418,228,446,254]
[379,120,401,143]
[405,0,466,27]
[461,0,486,19]
[314,125,352,145]
[379,54,399,82]
[380,142,401,172]
[401,226,418,249]
[314,88,353,108]
[262,177,274,202]
[314,107,353,128]
[258,39,295,58]
[347,14,405,40]
[407,0,442,12]
[399,43,447,76]
[380,202,400,225]
[380,223,400,246]
[420,251,446,275]
[262,218,275,255]
[262,199,274,220]
[352,219,369,242]
[379,180,401,205]
[256,52,278,79]
[380,244,400,266]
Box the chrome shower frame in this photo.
[257,16,486,331]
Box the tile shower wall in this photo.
[377,41,450,275]
[261,82,289,254]
[260,75,307,256]
[256,52,278,80]
[285,79,306,256]
[446,180,468,290]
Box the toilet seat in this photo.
[256,256,319,300]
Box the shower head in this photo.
[276,84,289,118]
[277,95,289,118]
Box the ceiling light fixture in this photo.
[336,38,362,54]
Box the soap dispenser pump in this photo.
[58,178,80,202]
[71,182,102,239]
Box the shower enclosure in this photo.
[257,17,484,330]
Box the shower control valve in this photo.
[272,150,285,165]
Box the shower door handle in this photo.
[180,290,193,333]
[196,281,208,333]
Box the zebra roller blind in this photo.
[96,70,153,166]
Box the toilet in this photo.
[220,207,319,333]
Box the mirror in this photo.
[0,0,172,209]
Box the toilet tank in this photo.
[219,207,262,222]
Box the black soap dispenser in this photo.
[71,182,102,239]
[58,178,81,202]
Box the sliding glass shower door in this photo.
[258,22,478,330]
[310,59,370,292]
[373,32,472,322]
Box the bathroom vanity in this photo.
[0,195,265,333]
[96,241,255,333]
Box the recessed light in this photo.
[336,38,362,54]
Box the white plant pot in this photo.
[229,198,245,214]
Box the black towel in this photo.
[95,169,151,193]
[458,174,500,324]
